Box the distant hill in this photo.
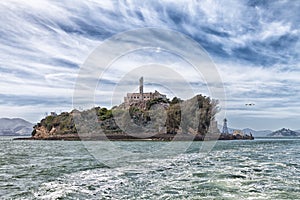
[0,118,33,136]
[267,128,300,137]
[242,128,272,137]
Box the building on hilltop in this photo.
[50,112,57,116]
[124,77,167,107]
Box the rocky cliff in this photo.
[32,111,77,139]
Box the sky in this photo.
[0,0,299,130]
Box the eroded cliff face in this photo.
[33,126,55,138]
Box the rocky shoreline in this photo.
[14,133,254,141]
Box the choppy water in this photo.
[0,137,299,199]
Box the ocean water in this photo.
[0,137,299,199]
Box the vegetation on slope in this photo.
[32,94,218,137]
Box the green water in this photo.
[1,137,299,199]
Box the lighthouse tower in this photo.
[222,118,229,135]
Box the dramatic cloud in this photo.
[0,0,299,130]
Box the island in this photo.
[15,77,254,141]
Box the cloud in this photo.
[0,0,299,129]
